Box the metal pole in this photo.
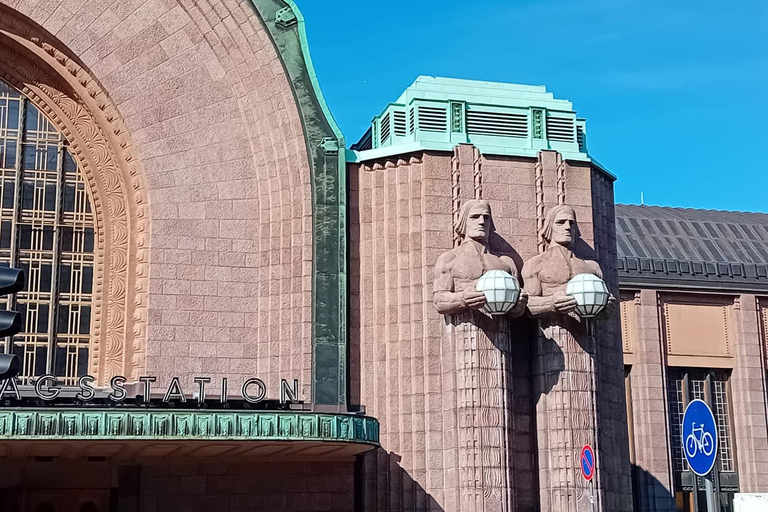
[682,373,700,512]
[704,373,717,512]
[692,474,700,511]
[588,319,601,511]
[704,474,717,512]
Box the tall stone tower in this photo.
[348,76,632,511]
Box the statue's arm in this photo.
[433,252,485,315]
[433,253,463,315]
[585,260,617,319]
[500,255,527,318]
[586,259,604,279]
[499,255,519,279]
[523,254,580,317]
[522,261,553,316]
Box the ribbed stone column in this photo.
[730,294,768,491]
[629,289,676,512]
[533,317,598,512]
[445,311,513,512]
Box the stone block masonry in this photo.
[350,147,632,511]
[140,461,354,512]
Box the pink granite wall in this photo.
[590,167,634,512]
[729,295,768,491]
[140,461,354,512]
[0,0,314,396]
[625,289,677,512]
[349,153,438,510]
[624,290,768,506]
[349,147,631,510]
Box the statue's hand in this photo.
[597,293,617,319]
[552,292,578,313]
[460,289,487,310]
[509,289,528,317]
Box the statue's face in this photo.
[465,203,491,242]
[552,209,577,246]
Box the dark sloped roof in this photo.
[616,204,768,292]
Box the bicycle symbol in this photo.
[685,422,715,458]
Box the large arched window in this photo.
[0,79,95,385]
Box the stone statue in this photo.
[523,204,615,317]
[432,199,525,512]
[433,199,527,316]
[522,203,615,512]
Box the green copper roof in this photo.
[349,76,591,163]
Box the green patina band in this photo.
[247,1,348,406]
[0,409,378,444]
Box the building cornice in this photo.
[0,408,379,445]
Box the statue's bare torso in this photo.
[440,243,517,294]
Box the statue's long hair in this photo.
[540,204,579,248]
[455,199,495,238]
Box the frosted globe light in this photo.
[566,273,609,318]
[475,270,520,315]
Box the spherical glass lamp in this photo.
[566,273,609,318]
[475,270,521,315]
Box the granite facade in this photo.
[624,290,676,512]
[6,0,768,510]
[139,461,354,512]
[350,148,632,511]
[731,295,768,491]
[0,0,315,396]
[621,288,768,508]
[0,460,355,512]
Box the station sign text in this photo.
[0,375,301,404]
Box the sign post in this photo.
[581,445,595,482]
[682,399,718,511]
[581,444,596,511]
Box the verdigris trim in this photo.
[247,0,348,406]
[0,409,378,444]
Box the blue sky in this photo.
[298,0,768,213]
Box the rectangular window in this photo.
[667,368,739,511]
[668,369,735,473]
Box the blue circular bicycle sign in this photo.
[682,399,718,476]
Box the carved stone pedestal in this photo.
[445,312,513,512]
[533,317,599,512]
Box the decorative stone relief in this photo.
[451,148,462,247]
[762,302,768,356]
[473,145,483,199]
[619,291,638,354]
[532,109,544,139]
[451,101,464,133]
[535,154,546,253]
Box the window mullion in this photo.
[0,79,95,384]
[45,140,64,376]
[5,96,25,355]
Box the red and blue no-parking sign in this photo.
[581,445,595,481]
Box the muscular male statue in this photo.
[433,199,527,316]
[523,204,615,318]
